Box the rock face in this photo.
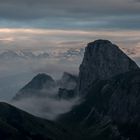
[13,73,56,100]
[58,88,76,99]
[22,73,55,90]
[58,40,140,140]
[58,72,78,90]
[57,72,78,99]
[78,40,139,95]
[59,70,140,140]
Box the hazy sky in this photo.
[0,0,139,52]
[0,0,140,101]
[0,0,140,29]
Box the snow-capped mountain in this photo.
[0,48,84,60]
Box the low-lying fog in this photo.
[0,48,84,101]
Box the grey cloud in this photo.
[0,0,139,30]
[133,0,140,2]
[0,0,139,20]
[96,15,140,30]
[11,91,81,120]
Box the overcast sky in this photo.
[0,0,139,51]
[0,0,139,29]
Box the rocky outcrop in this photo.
[13,73,56,100]
[56,72,78,99]
[59,70,140,139]
[58,40,140,140]
[58,88,76,99]
[13,72,78,101]
[78,40,139,95]
[58,72,78,90]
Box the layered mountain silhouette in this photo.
[57,72,78,99]
[13,72,78,100]
[58,72,78,90]
[13,73,56,100]
[1,39,140,140]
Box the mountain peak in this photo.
[13,73,56,100]
[85,39,118,56]
[33,73,54,82]
[59,72,78,90]
[88,39,111,46]
[62,72,76,80]
[23,73,55,90]
[78,39,139,95]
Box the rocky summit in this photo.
[58,40,140,140]
[78,39,139,95]
[13,73,56,100]
[58,72,78,90]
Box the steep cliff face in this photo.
[59,70,140,139]
[58,72,78,90]
[78,40,139,95]
[58,40,140,140]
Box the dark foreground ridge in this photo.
[0,102,73,140]
[1,39,140,140]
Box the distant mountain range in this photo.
[0,48,84,60]
[0,50,49,60]
[1,39,140,140]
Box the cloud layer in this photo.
[0,0,139,18]
[12,95,80,120]
[0,0,139,30]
